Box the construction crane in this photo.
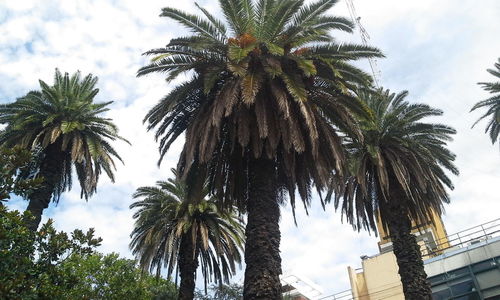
[345,0,382,87]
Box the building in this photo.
[347,215,500,300]
[426,237,500,299]
[376,210,450,258]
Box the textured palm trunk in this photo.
[386,180,433,300]
[243,158,282,300]
[178,234,199,300]
[26,143,63,231]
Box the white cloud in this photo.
[280,202,380,293]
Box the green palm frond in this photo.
[471,58,500,147]
[329,60,374,86]
[161,7,225,43]
[219,0,249,35]
[281,0,341,43]
[141,0,384,216]
[168,36,226,52]
[309,16,354,32]
[334,88,458,232]
[308,43,384,60]
[254,0,275,39]
[264,0,304,41]
[290,0,338,29]
[0,69,128,202]
[129,169,245,289]
[137,55,197,77]
[195,3,228,38]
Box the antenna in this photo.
[345,0,382,87]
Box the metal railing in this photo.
[281,273,324,300]
[422,218,500,258]
[317,289,353,300]
[315,218,500,300]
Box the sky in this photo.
[1,0,500,297]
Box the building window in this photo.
[452,294,481,300]
[432,284,452,300]
[449,277,475,296]
[429,257,500,300]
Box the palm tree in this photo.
[0,69,128,230]
[138,0,382,298]
[333,89,458,300]
[130,169,245,300]
[471,58,500,148]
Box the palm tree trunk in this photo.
[25,143,63,231]
[178,234,199,300]
[386,184,432,300]
[244,157,282,300]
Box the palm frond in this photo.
[334,88,458,232]
[161,7,225,42]
[0,69,127,202]
[471,58,500,145]
[129,171,245,289]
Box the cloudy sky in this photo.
[2,0,499,297]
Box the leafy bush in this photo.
[195,283,243,300]
[0,207,177,300]
[0,146,42,202]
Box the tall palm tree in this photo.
[333,89,458,300]
[0,69,128,230]
[471,58,500,148]
[129,169,245,300]
[138,0,382,298]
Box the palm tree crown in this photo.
[139,0,383,211]
[130,169,245,295]
[0,69,128,229]
[139,1,383,298]
[333,88,459,299]
[471,58,500,148]
[336,88,459,231]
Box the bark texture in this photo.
[178,234,199,300]
[386,179,433,300]
[243,158,282,300]
[26,142,64,231]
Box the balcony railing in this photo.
[422,217,500,257]
[310,218,500,300]
[317,289,353,300]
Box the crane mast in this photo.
[345,0,382,87]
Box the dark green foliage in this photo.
[0,206,102,299]
[0,206,177,300]
[0,207,35,299]
[58,253,177,300]
[195,283,243,300]
[471,58,500,148]
[0,146,42,202]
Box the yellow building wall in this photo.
[348,209,452,299]
[348,252,404,300]
[430,212,450,250]
[348,267,369,300]
[376,209,450,254]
